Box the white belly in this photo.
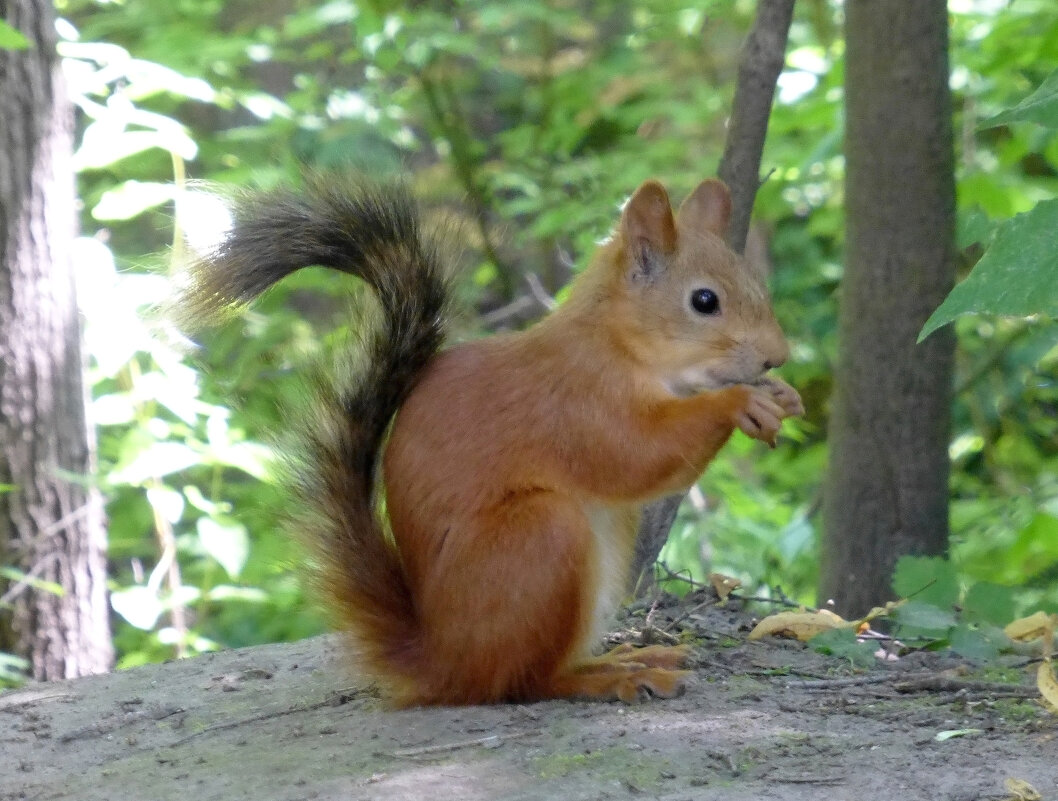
[583,503,637,653]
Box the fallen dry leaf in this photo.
[1004,612,1057,713]
[1003,777,1041,801]
[1037,660,1058,714]
[709,573,741,602]
[747,609,851,642]
[1004,611,1054,643]
[858,599,905,624]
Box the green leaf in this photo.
[92,181,175,221]
[92,393,138,426]
[934,728,983,742]
[809,628,877,667]
[197,518,250,579]
[1006,513,1058,579]
[146,485,185,525]
[980,69,1058,129]
[0,651,30,684]
[948,623,1008,662]
[0,20,29,50]
[961,582,1017,626]
[74,125,197,172]
[919,200,1058,341]
[891,556,960,609]
[110,586,163,630]
[207,585,269,603]
[109,441,200,486]
[956,205,995,250]
[893,600,957,634]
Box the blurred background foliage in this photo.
[31,0,1057,671]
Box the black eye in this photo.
[690,288,720,315]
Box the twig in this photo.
[378,730,533,759]
[61,705,186,743]
[524,272,557,310]
[158,688,368,749]
[655,561,709,590]
[729,593,805,610]
[480,273,557,330]
[37,502,94,539]
[664,596,720,633]
[0,687,74,711]
[0,553,60,605]
[789,672,1038,699]
[0,503,95,604]
[788,674,909,690]
[769,773,846,786]
[891,677,1039,697]
[954,324,1033,396]
[480,295,538,328]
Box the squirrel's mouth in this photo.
[664,366,750,396]
[662,352,780,396]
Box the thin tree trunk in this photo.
[631,0,796,589]
[0,0,113,678]
[820,0,956,616]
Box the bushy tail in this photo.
[180,175,450,697]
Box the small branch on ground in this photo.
[786,672,1039,700]
[378,731,534,759]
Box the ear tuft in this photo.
[677,179,732,237]
[621,180,676,281]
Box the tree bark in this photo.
[631,0,795,589]
[820,0,956,616]
[717,0,797,255]
[0,0,113,678]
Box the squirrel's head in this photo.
[601,178,790,395]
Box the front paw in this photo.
[753,376,804,418]
[734,387,787,447]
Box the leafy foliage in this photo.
[0,19,29,50]
[888,555,1052,665]
[983,67,1058,129]
[921,68,1058,339]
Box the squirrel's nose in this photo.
[762,338,789,371]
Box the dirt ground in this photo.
[2,591,1055,801]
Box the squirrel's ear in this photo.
[677,179,732,237]
[620,180,676,281]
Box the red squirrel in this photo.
[180,174,803,706]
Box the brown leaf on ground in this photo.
[1037,661,1058,714]
[747,609,851,642]
[709,573,741,602]
[1004,612,1054,644]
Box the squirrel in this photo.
[179,173,803,707]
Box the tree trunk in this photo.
[820,0,956,616]
[0,0,113,678]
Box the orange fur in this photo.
[375,179,801,705]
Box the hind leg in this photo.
[541,644,692,703]
[412,493,600,705]
[545,662,691,703]
[596,643,693,670]
[410,492,692,706]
